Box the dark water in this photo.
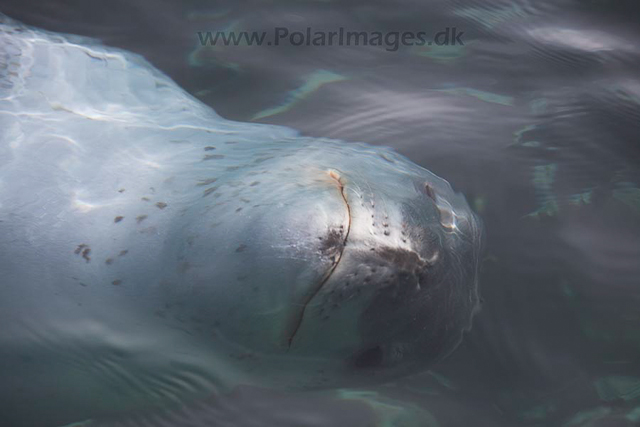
[2,1,639,426]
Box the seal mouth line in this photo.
[287,170,352,348]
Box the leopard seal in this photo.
[0,14,482,426]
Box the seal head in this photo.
[177,142,482,388]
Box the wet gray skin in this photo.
[0,14,482,425]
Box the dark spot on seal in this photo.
[235,207,243,212]
[105,258,114,265]
[253,156,273,164]
[236,244,247,253]
[136,215,148,224]
[203,154,224,161]
[141,197,150,202]
[320,229,345,261]
[114,216,124,223]
[112,280,122,286]
[197,178,218,186]
[203,186,218,197]
[139,226,157,235]
[119,250,129,257]
[79,282,87,287]
[118,188,125,193]
[75,244,92,262]
[204,146,216,151]
[250,181,260,186]
[353,346,384,369]
[155,202,168,209]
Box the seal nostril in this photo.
[424,184,437,201]
[353,345,384,369]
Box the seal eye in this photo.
[424,184,437,201]
[353,345,384,369]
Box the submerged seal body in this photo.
[0,15,482,426]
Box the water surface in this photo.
[2,1,639,426]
